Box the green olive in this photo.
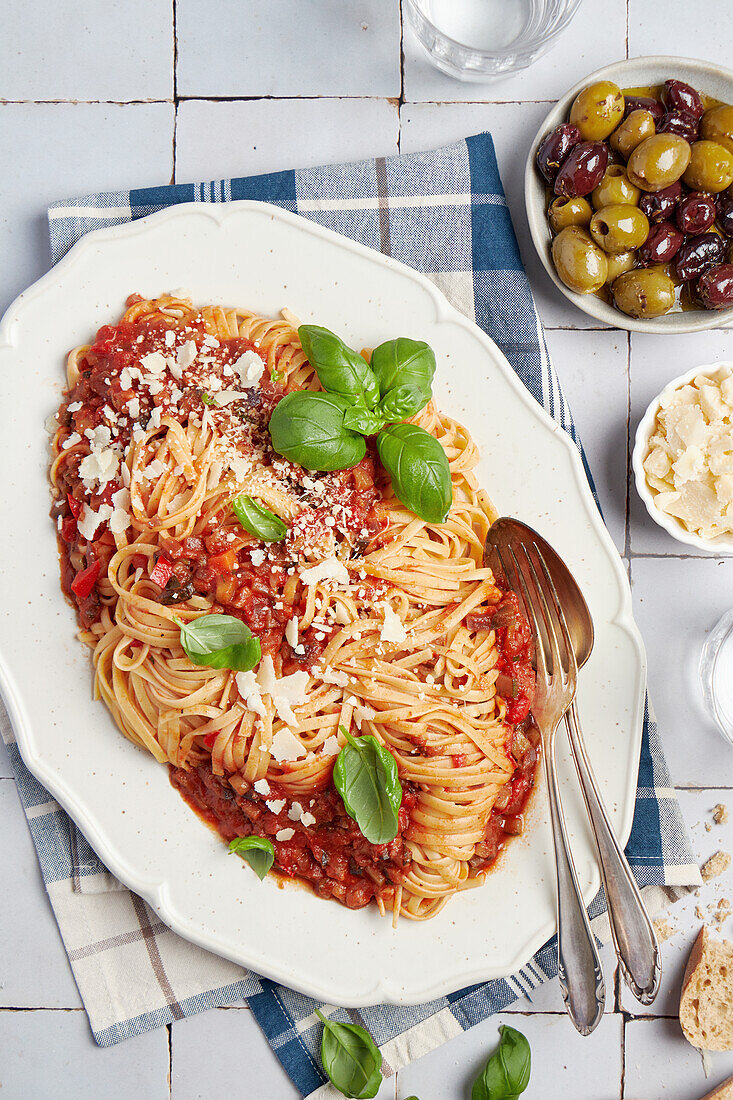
[551,226,608,294]
[626,134,691,192]
[592,165,641,209]
[548,195,593,233]
[700,105,733,156]
[590,204,649,253]
[569,80,625,141]
[610,109,656,159]
[605,250,636,284]
[683,140,733,193]
[612,267,676,318]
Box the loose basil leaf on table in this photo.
[232,494,288,542]
[370,337,435,409]
[343,404,386,436]
[269,391,367,472]
[174,614,261,672]
[299,324,380,408]
[315,1009,383,1099]
[228,836,275,881]
[471,1025,531,1100]
[333,725,402,845]
[376,422,452,525]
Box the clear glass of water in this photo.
[405,0,584,82]
[700,609,733,746]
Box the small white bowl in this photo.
[632,361,733,553]
[525,56,733,333]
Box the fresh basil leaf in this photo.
[471,1025,531,1100]
[269,391,366,472]
[228,836,275,881]
[376,380,431,421]
[343,404,386,436]
[174,614,261,672]
[376,423,452,525]
[299,325,380,408]
[200,391,216,407]
[370,338,435,406]
[315,1009,382,1099]
[232,495,287,542]
[333,725,401,845]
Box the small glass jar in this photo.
[404,0,584,82]
[699,609,733,746]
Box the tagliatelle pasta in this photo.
[49,294,538,921]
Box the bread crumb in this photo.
[702,851,732,882]
[706,822,713,832]
[714,803,729,825]
[653,917,676,943]
[697,904,707,920]
[715,898,732,925]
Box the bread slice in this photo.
[700,1076,733,1100]
[680,926,733,1050]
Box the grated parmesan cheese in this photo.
[300,556,350,587]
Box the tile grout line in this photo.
[171,0,178,185]
[397,0,405,153]
[0,95,560,106]
[620,1014,627,1099]
[167,1022,173,1099]
[624,330,632,561]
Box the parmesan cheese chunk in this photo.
[253,779,270,796]
[380,603,407,645]
[322,735,342,756]
[275,828,295,841]
[232,349,265,389]
[270,729,307,762]
[300,556,350,587]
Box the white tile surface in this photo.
[171,1008,301,1099]
[176,0,401,98]
[0,736,12,779]
[402,0,627,104]
[398,1011,623,1099]
[625,1016,733,1099]
[544,328,629,552]
[630,557,733,787]
[629,329,733,556]
[399,100,613,329]
[176,98,399,182]
[0,1009,169,1100]
[622,788,733,1018]
[0,0,172,101]
[0,103,174,318]
[629,0,733,68]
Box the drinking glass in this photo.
[700,609,733,746]
[404,0,584,82]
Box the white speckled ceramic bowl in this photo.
[525,56,733,333]
[632,361,733,553]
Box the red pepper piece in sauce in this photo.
[71,559,101,599]
[67,493,82,519]
[150,554,174,588]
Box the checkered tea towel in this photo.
[1,133,702,1098]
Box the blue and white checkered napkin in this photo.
[2,134,702,1097]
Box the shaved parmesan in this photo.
[380,603,407,645]
[232,349,264,389]
[270,730,307,762]
[275,828,295,841]
[300,557,350,587]
[253,778,270,796]
[322,735,341,756]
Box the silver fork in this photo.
[494,539,605,1036]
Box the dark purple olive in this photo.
[554,141,609,197]
[697,263,733,309]
[623,95,664,123]
[663,79,705,121]
[639,181,683,223]
[637,220,684,266]
[657,110,699,142]
[674,232,727,281]
[716,195,733,236]
[536,124,582,184]
[676,192,716,234]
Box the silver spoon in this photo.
[486,517,661,1006]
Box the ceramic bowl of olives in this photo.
[525,57,733,332]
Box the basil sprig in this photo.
[315,1009,382,1099]
[471,1025,531,1100]
[232,494,287,541]
[228,836,275,881]
[174,614,261,672]
[269,391,366,472]
[377,423,452,524]
[268,324,451,525]
[299,325,380,408]
[333,726,402,845]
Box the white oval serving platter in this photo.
[0,200,646,1005]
